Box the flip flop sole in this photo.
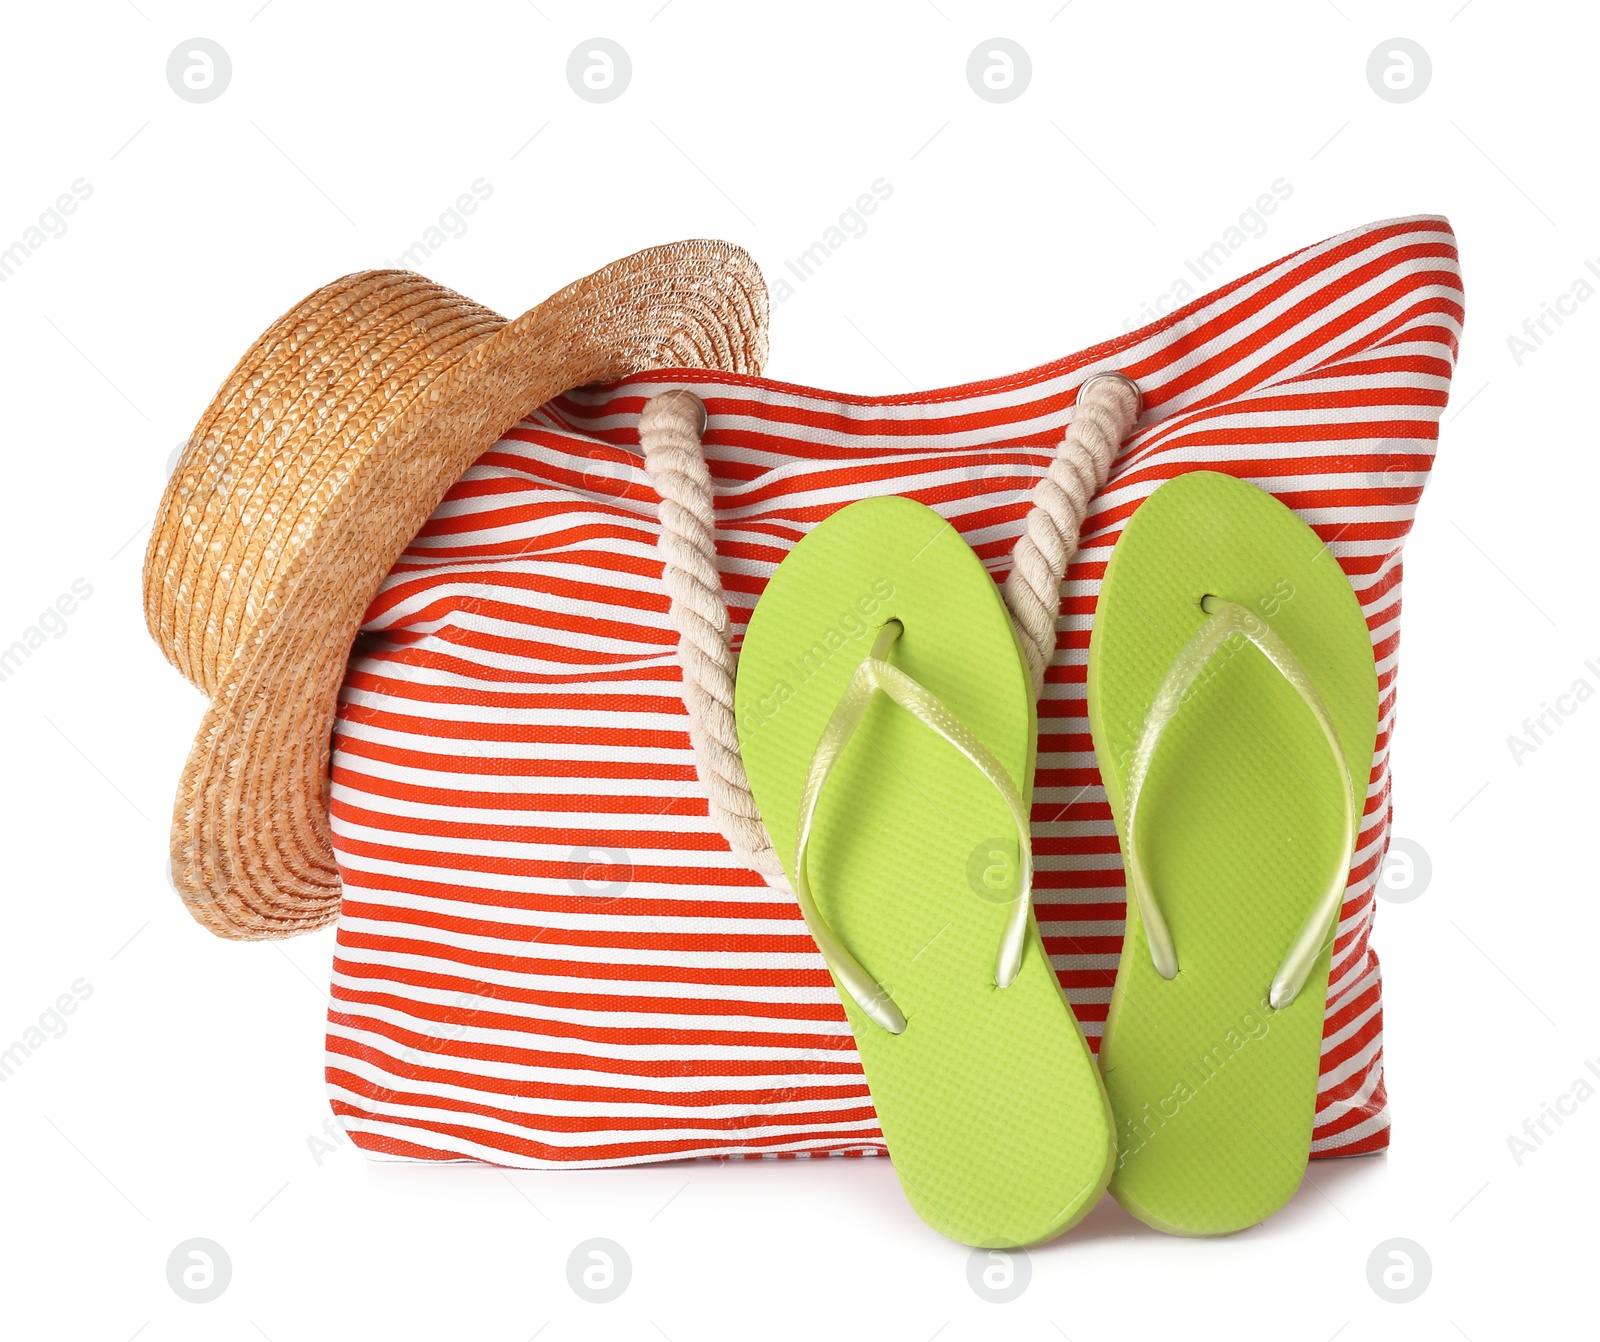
[1088,471,1379,1236]
[736,495,1114,1246]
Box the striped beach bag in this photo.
[326,214,1463,1167]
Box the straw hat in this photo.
[144,241,769,940]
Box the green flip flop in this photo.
[1087,470,1379,1236]
[736,495,1115,1247]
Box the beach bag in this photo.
[326,214,1462,1167]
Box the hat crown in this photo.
[144,271,505,695]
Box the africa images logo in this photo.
[737,579,897,741]
[0,180,93,286]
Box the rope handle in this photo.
[638,374,1142,883]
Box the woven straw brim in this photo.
[145,241,768,939]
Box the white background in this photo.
[0,2,1593,1338]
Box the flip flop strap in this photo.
[638,376,1141,888]
[792,622,1035,1035]
[1122,596,1360,1009]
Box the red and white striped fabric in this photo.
[327,215,1463,1167]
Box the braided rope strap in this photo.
[638,373,1142,876]
[1004,372,1143,695]
[639,390,787,881]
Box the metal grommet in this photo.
[1079,370,1142,418]
[667,388,708,435]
